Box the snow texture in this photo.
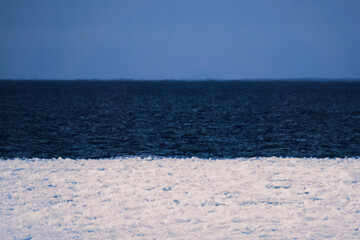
[0,157,359,239]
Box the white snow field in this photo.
[0,157,359,239]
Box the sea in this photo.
[1,80,359,159]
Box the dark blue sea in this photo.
[1,80,359,159]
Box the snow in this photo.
[0,157,359,239]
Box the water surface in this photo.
[1,80,359,158]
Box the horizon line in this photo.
[1,77,360,82]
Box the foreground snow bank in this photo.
[0,157,359,239]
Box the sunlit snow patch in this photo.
[0,157,359,239]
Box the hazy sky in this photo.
[1,0,360,79]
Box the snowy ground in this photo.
[0,157,359,239]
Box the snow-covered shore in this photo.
[1,157,359,239]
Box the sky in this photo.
[1,0,360,80]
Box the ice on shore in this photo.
[0,157,359,239]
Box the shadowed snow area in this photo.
[1,157,359,239]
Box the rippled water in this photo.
[1,80,359,158]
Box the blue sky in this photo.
[1,0,360,79]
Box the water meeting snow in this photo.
[0,157,359,239]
